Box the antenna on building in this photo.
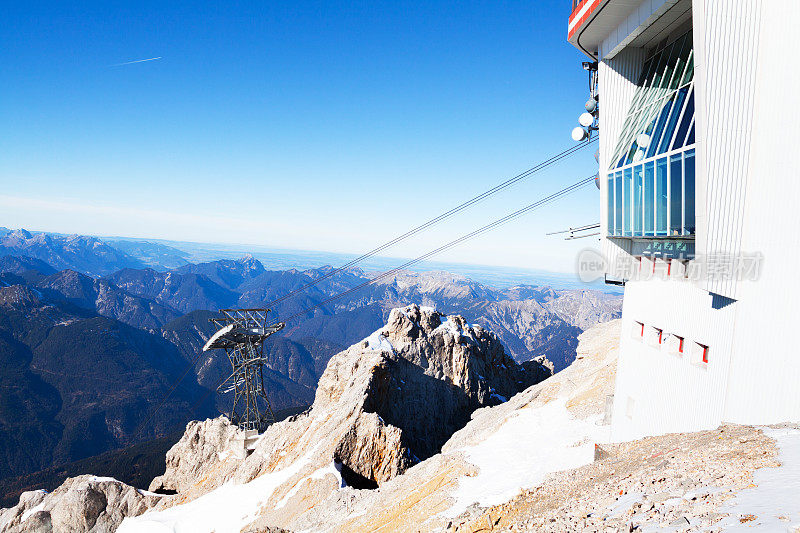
[573,61,599,142]
[204,309,285,433]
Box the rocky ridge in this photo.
[0,304,619,533]
[120,317,619,532]
[0,476,161,532]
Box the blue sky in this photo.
[1,1,599,272]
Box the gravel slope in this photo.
[451,424,791,532]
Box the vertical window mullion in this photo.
[624,167,632,236]
[669,154,683,235]
[666,156,671,234]
[634,165,643,236]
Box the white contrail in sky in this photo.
[110,56,162,67]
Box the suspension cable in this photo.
[260,139,597,310]
[277,174,596,324]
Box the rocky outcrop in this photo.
[320,306,549,474]
[149,417,247,494]
[0,475,161,532]
[122,305,550,531]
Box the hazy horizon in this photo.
[1,224,618,293]
[2,0,598,273]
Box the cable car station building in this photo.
[568,0,800,440]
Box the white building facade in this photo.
[567,0,800,441]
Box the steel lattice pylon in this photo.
[203,309,285,432]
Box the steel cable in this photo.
[261,139,597,310]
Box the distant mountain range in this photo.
[0,228,621,493]
[0,229,145,276]
[0,227,618,291]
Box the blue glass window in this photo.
[669,154,683,235]
[647,94,678,158]
[644,161,655,236]
[658,86,689,154]
[606,29,696,239]
[672,90,694,151]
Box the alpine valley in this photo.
[0,228,621,508]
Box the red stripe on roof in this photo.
[568,0,601,39]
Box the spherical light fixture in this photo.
[571,126,589,141]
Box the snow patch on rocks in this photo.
[446,398,609,516]
[718,426,800,531]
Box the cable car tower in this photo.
[203,309,285,432]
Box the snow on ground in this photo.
[445,398,610,517]
[19,501,46,524]
[88,475,122,483]
[365,329,395,354]
[118,444,321,533]
[434,316,481,346]
[397,304,435,317]
[718,426,800,531]
[274,460,344,509]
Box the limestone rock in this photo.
[0,475,161,533]
[149,416,246,494]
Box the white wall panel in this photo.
[694,0,762,299]
[722,0,800,425]
[610,277,736,441]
